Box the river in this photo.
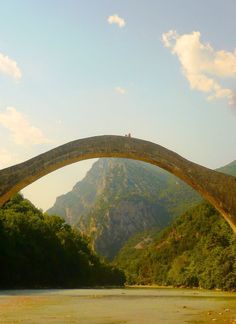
[0,288,235,323]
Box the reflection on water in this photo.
[0,288,235,323]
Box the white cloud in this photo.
[0,107,49,146]
[108,14,126,28]
[114,86,126,94]
[55,119,62,125]
[162,30,236,104]
[0,52,22,80]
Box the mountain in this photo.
[114,201,236,291]
[217,159,236,176]
[47,158,236,260]
[47,158,201,259]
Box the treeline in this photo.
[0,194,125,288]
[115,202,236,291]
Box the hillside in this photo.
[0,194,125,288]
[48,158,201,259]
[114,202,236,291]
[217,159,236,176]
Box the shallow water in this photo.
[0,288,235,323]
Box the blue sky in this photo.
[0,0,236,210]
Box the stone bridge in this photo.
[0,135,236,233]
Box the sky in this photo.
[0,0,236,210]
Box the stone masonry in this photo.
[0,135,236,233]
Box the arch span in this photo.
[0,135,236,233]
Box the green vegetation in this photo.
[115,202,236,291]
[0,194,125,288]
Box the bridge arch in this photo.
[0,135,236,233]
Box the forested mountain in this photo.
[0,194,125,288]
[114,202,236,291]
[48,158,201,259]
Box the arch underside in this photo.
[0,135,236,233]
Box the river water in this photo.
[0,288,235,323]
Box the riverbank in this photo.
[126,284,236,292]
[0,288,235,323]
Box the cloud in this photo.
[107,14,126,28]
[0,107,49,146]
[162,30,236,104]
[114,86,126,94]
[0,52,22,80]
[231,93,236,107]
[55,119,62,125]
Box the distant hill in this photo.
[217,160,236,176]
[47,159,236,260]
[114,201,236,291]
